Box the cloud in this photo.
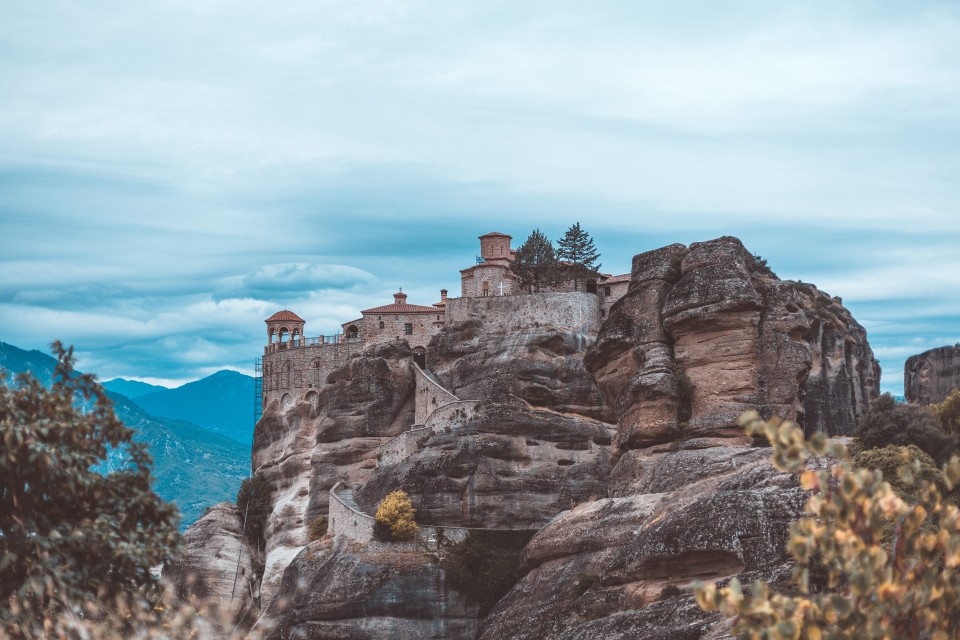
[0,1,958,392]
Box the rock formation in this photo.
[252,341,416,601]
[163,502,253,621]
[905,345,960,404]
[257,538,478,640]
[171,235,882,640]
[586,236,878,462]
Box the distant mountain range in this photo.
[102,377,167,398]
[115,370,256,445]
[0,341,251,530]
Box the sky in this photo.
[0,1,958,394]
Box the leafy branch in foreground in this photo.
[695,412,960,639]
[0,342,182,636]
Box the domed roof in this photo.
[265,310,305,323]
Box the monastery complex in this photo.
[260,232,630,408]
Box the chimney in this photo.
[394,291,408,305]
[440,289,447,301]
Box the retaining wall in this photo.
[414,365,460,424]
[445,292,601,334]
[378,400,479,467]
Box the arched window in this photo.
[311,358,322,387]
[482,281,490,297]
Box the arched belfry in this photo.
[265,309,306,347]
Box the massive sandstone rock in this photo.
[355,401,614,528]
[478,454,805,640]
[905,345,960,405]
[172,235,881,640]
[256,538,479,640]
[354,310,616,528]
[586,236,879,461]
[163,502,253,621]
[252,341,416,602]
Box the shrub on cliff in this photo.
[374,490,419,541]
[236,473,273,548]
[933,389,960,435]
[0,342,181,636]
[856,392,959,465]
[696,412,960,638]
[440,530,536,615]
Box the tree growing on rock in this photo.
[555,222,601,291]
[695,412,960,639]
[375,490,419,541]
[512,229,560,293]
[0,342,181,636]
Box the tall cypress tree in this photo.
[512,229,559,293]
[556,222,601,291]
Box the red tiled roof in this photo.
[600,273,631,284]
[479,231,511,238]
[266,310,305,323]
[361,303,439,314]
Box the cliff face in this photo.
[173,236,882,640]
[905,345,960,404]
[163,502,253,620]
[586,236,879,462]
[252,341,416,601]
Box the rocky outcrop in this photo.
[478,453,804,640]
[163,502,253,621]
[586,236,879,460]
[355,401,614,528]
[905,345,960,404]
[252,341,416,602]
[257,538,479,640]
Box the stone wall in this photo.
[328,482,516,549]
[446,292,601,334]
[599,280,630,319]
[262,340,363,405]
[415,365,460,423]
[379,400,480,467]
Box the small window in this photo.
[604,286,611,296]
[404,323,413,335]
[600,309,606,317]
[379,321,385,329]
[378,315,382,320]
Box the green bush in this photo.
[856,393,959,466]
[659,584,683,600]
[236,474,273,548]
[0,343,181,636]
[440,530,536,615]
[854,444,945,500]
[933,389,960,435]
[308,516,328,542]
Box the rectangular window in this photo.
[404,323,413,335]
[604,286,611,296]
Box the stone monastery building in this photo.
[260,232,630,408]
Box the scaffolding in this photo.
[253,357,263,426]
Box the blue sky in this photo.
[1,1,958,394]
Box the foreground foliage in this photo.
[696,412,960,639]
[0,343,182,636]
[374,490,419,541]
[856,393,959,466]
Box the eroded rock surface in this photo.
[355,402,614,527]
[252,341,416,601]
[163,502,253,621]
[905,345,960,404]
[586,236,879,460]
[258,538,479,640]
[479,457,803,640]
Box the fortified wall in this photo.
[445,291,601,334]
[262,340,363,406]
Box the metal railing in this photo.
[263,333,361,354]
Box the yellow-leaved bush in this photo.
[374,490,419,541]
[695,411,960,640]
